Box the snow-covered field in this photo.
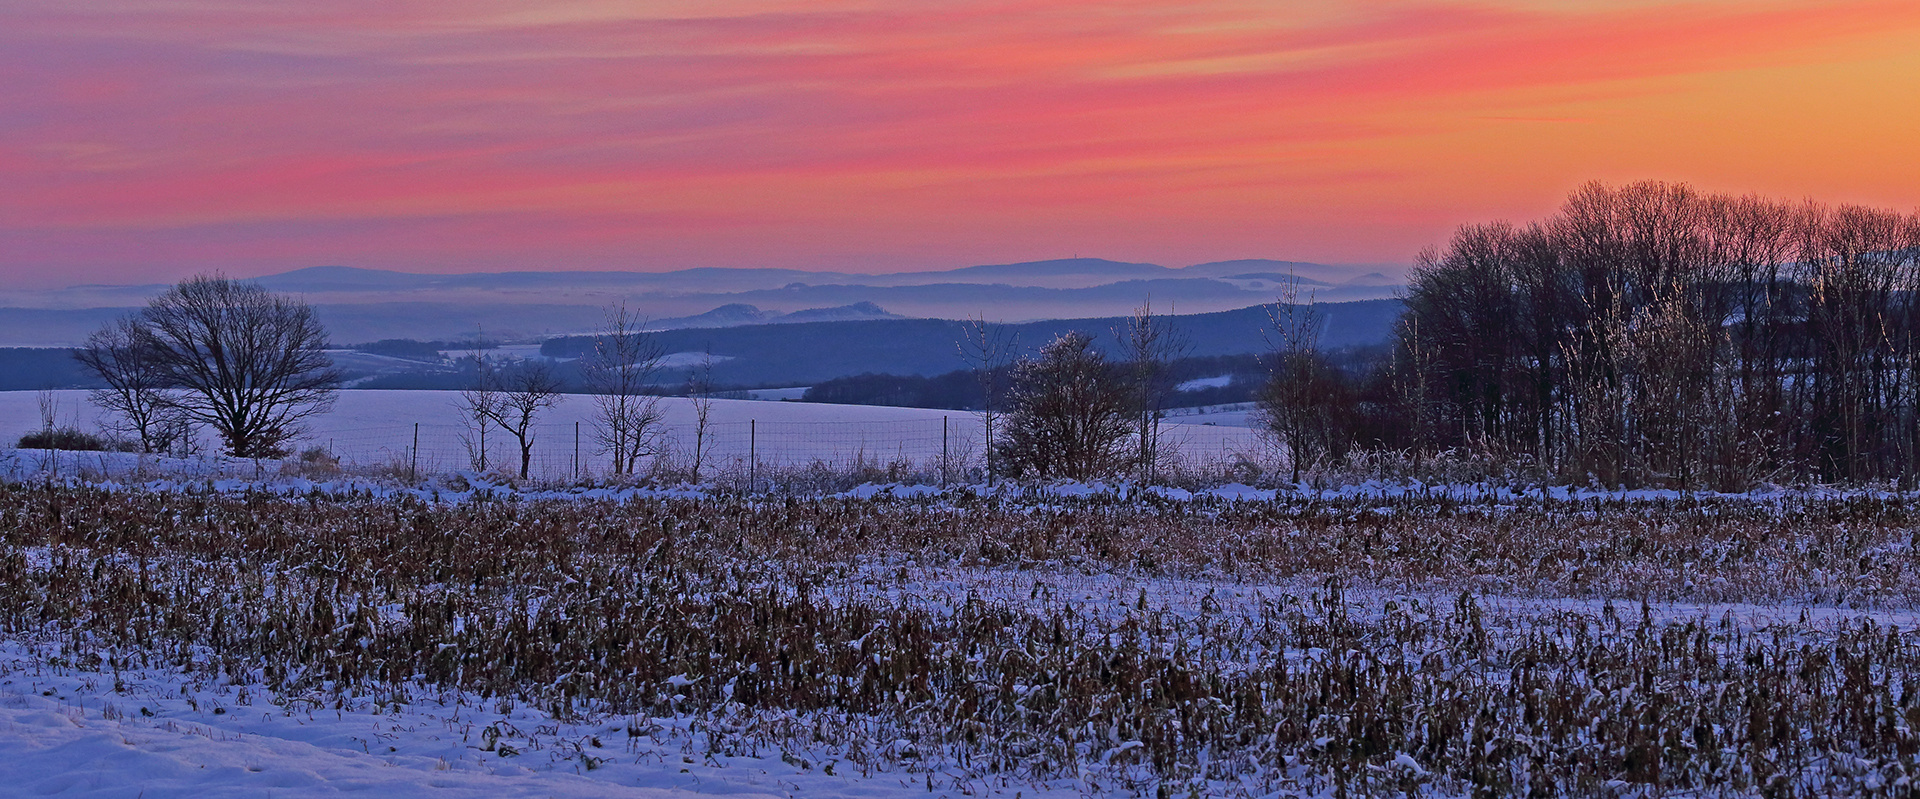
[5,569,1908,799]
[3,453,1916,796]
[1,390,1263,481]
[0,641,1091,799]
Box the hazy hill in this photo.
[0,257,1403,347]
[0,297,1405,393]
[647,302,901,330]
[543,298,1404,387]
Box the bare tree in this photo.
[1400,225,1529,456]
[35,388,57,435]
[1392,314,1435,466]
[75,316,188,454]
[685,349,716,482]
[91,275,339,458]
[996,331,1133,480]
[485,360,564,480]
[1118,298,1188,483]
[1255,282,1350,484]
[1795,203,1920,481]
[581,305,666,477]
[457,355,501,472]
[957,316,1015,484]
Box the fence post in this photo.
[573,421,581,481]
[410,423,419,483]
[942,416,949,486]
[986,417,994,488]
[749,419,757,491]
[1147,421,1157,487]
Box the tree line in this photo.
[1259,180,1920,488]
[1388,181,1920,487]
[55,180,1920,489]
[959,182,1920,488]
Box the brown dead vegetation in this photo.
[1,486,1916,796]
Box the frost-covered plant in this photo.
[5,487,1920,796]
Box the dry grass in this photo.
[0,485,1916,796]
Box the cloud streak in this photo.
[4,0,1919,283]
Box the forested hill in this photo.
[0,348,96,392]
[542,298,1403,387]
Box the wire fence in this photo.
[302,417,1263,484]
[0,391,1268,485]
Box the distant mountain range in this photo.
[0,296,1407,392]
[241,258,1395,294]
[534,297,1405,388]
[0,257,1404,346]
[646,302,901,330]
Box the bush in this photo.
[352,339,450,362]
[996,332,1133,479]
[280,445,342,478]
[17,427,126,452]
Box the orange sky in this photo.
[3,0,1918,286]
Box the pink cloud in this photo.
[3,0,1919,282]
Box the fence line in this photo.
[0,390,1268,485]
[297,417,1262,483]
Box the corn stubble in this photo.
[0,485,1916,796]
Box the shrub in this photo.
[16,427,123,452]
[280,445,342,477]
[996,331,1133,479]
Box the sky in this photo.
[4,0,1920,288]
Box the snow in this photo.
[2,553,1900,799]
[4,439,1915,511]
[1206,482,1272,501]
[0,643,1088,799]
[1174,375,1232,392]
[738,386,809,401]
[1166,407,1257,428]
[849,561,1920,634]
[444,344,555,362]
[658,352,734,369]
[0,691,698,798]
[0,390,1263,482]
[0,461,1912,795]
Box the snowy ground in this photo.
[0,442,1894,508]
[854,561,1920,634]
[1,389,1263,481]
[3,460,1914,796]
[0,642,1093,799]
[4,558,1907,799]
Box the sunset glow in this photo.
[5,0,1920,285]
